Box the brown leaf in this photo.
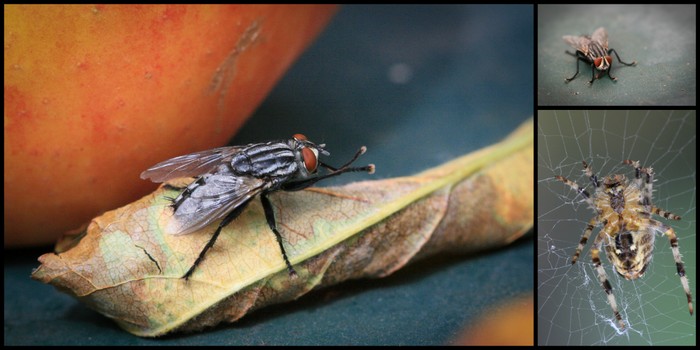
[32,118,533,337]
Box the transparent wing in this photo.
[165,174,266,235]
[141,146,243,183]
[590,27,608,49]
[562,34,591,55]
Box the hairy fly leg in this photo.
[564,50,588,83]
[260,192,297,277]
[283,147,374,192]
[607,66,618,81]
[183,197,254,280]
[607,48,637,81]
[166,176,209,211]
[163,183,186,191]
[608,48,637,66]
[162,183,187,204]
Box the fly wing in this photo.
[591,27,608,49]
[562,34,591,55]
[165,174,266,236]
[141,146,243,183]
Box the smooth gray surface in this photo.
[538,4,696,106]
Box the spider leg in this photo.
[644,218,694,316]
[651,206,682,220]
[571,216,599,264]
[554,175,594,208]
[582,161,600,189]
[627,164,682,219]
[591,226,626,329]
[622,160,643,190]
[623,160,655,211]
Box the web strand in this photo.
[538,110,696,345]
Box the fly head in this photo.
[290,133,330,179]
[594,55,613,71]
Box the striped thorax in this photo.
[229,134,326,184]
[563,27,612,71]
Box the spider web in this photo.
[537,110,696,345]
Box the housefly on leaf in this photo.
[141,134,375,280]
[562,27,637,85]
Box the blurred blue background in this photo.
[5,5,533,345]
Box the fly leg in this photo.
[607,66,617,81]
[260,146,374,277]
[608,48,637,66]
[182,198,253,280]
[167,176,207,211]
[282,147,374,192]
[565,51,587,83]
[589,64,597,85]
[607,48,636,82]
[260,192,297,277]
[163,183,186,191]
[163,183,189,204]
[284,163,373,191]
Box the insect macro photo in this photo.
[538,5,695,105]
[562,27,637,85]
[554,160,693,330]
[17,5,534,343]
[537,111,696,345]
[140,134,375,280]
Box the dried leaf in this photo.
[32,118,533,337]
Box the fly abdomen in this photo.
[231,142,298,178]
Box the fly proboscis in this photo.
[562,27,637,85]
[141,134,375,280]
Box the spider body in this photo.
[555,160,692,330]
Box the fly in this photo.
[141,134,375,280]
[563,27,637,85]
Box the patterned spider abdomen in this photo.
[605,230,655,280]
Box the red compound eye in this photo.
[594,57,604,69]
[301,147,318,173]
[605,55,613,66]
[293,133,307,141]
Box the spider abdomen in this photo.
[606,230,655,280]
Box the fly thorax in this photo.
[230,142,298,178]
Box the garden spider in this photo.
[555,160,693,330]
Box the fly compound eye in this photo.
[594,57,604,69]
[293,133,307,141]
[301,147,318,173]
[605,55,613,66]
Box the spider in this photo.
[555,160,693,330]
